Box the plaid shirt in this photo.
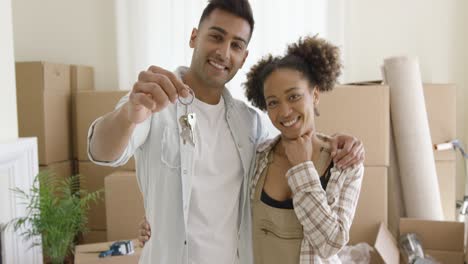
[250,136,364,264]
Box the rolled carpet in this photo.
[382,56,443,220]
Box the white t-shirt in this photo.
[186,96,243,264]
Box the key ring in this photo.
[178,87,195,105]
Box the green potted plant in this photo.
[2,171,102,264]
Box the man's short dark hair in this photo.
[199,0,254,39]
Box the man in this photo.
[88,1,364,263]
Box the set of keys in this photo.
[178,88,196,146]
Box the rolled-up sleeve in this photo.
[287,161,364,259]
[87,92,151,167]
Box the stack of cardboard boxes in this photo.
[74,89,137,243]
[15,62,142,246]
[16,62,74,180]
[316,83,460,263]
[316,84,390,262]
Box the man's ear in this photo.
[189,28,198,48]
[240,50,249,68]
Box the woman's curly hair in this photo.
[243,36,342,111]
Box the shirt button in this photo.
[184,240,187,245]
[183,169,187,174]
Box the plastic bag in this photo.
[338,243,373,264]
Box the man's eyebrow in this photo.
[208,26,248,45]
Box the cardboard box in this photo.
[71,65,94,92]
[373,219,465,264]
[358,82,458,236]
[400,219,465,264]
[105,171,144,241]
[78,161,135,230]
[73,90,130,161]
[424,84,456,161]
[436,160,457,220]
[389,158,457,232]
[372,223,400,264]
[316,85,390,166]
[16,61,72,165]
[328,83,457,163]
[75,240,141,264]
[39,160,74,180]
[82,230,107,244]
[349,166,388,246]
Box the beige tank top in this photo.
[252,149,331,264]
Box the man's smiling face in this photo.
[189,8,251,89]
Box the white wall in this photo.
[343,0,468,199]
[0,0,19,142]
[12,0,119,90]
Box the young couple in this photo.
[88,1,364,263]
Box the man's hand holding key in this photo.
[128,65,191,124]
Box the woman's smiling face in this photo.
[263,68,318,139]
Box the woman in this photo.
[244,36,363,264]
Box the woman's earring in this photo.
[314,105,320,117]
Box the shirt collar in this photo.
[257,134,281,153]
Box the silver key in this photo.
[179,115,195,146]
[178,87,196,146]
[187,113,197,128]
[185,113,196,145]
[180,126,194,146]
